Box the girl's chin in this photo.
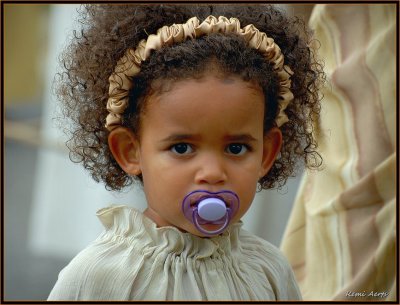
[188,223,227,238]
[143,210,226,238]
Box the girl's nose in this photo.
[194,153,227,186]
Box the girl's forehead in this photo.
[140,75,265,134]
[150,73,263,101]
[149,75,263,106]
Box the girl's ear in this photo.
[259,127,283,178]
[108,127,142,176]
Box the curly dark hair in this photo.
[56,4,324,191]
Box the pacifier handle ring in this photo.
[192,209,231,236]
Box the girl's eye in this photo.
[171,143,193,155]
[226,144,248,156]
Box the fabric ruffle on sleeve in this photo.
[48,205,301,301]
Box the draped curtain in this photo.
[280,4,397,301]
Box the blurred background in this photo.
[4,4,305,300]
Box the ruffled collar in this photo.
[96,205,243,259]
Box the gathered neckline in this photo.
[96,205,243,259]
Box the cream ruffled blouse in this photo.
[48,205,301,301]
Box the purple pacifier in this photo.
[182,190,240,236]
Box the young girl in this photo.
[48,4,323,301]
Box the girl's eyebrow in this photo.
[224,134,257,142]
[160,134,201,143]
[160,134,257,143]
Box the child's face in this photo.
[110,75,282,237]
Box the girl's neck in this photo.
[143,207,177,229]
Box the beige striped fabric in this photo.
[280,4,396,301]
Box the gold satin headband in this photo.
[106,15,294,131]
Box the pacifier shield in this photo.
[181,190,240,236]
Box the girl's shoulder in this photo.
[239,228,291,267]
[238,229,301,296]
